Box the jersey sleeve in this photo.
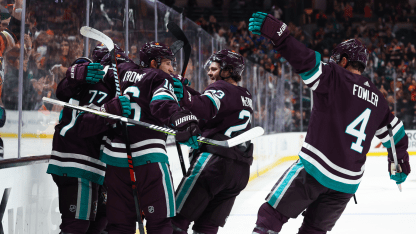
[274,35,334,94]
[180,85,219,120]
[65,111,110,138]
[148,73,182,125]
[374,109,409,163]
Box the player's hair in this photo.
[223,66,242,82]
[341,54,365,73]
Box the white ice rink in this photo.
[219,157,416,234]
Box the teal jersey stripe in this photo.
[205,95,219,110]
[299,156,359,194]
[100,152,169,167]
[46,164,104,185]
[151,95,175,102]
[382,126,406,148]
[161,163,176,217]
[176,153,211,211]
[299,51,322,81]
[267,161,304,208]
[78,178,92,220]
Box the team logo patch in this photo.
[148,206,154,213]
[69,205,76,212]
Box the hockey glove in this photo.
[172,75,191,102]
[100,95,131,124]
[170,110,201,149]
[388,159,411,184]
[86,63,105,84]
[249,12,290,46]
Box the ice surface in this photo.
[220,157,416,233]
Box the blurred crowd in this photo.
[0,0,127,112]
[2,0,416,134]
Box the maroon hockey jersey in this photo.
[100,62,182,167]
[47,73,116,185]
[182,80,254,164]
[274,35,409,194]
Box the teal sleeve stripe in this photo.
[382,126,406,149]
[299,51,322,81]
[151,95,175,102]
[205,95,219,110]
[299,156,359,194]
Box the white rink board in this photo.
[1,129,415,234]
[0,163,60,234]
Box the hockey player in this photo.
[47,44,132,234]
[170,49,254,234]
[248,12,411,234]
[101,41,201,234]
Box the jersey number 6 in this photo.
[124,86,141,125]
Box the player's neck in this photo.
[224,78,238,86]
[346,66,362,75]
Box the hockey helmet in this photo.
[330,39,369,68]
[92,43,109,63]
[71,57,92,66]
[139,41,176,68]
[204,49,245,78]
[100,44,131,66]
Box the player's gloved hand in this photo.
[172,75,191,101]
[100,95,131,124]
[248,12,267,35]
[170,110,201,149]
[249,12,290,45]
[388,158,411,184]
[86,63,105,84]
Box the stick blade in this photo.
[227,127,265,148]
[80,26,114,51]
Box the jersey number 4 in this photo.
[345,108,371,153]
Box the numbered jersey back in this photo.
[200,80,253,138]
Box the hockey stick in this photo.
[80,26,146,233]
[167,21,191,77]
[43,97,265,148]
[167,21,192,176]
[387,124,402,192]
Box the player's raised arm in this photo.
[248,12,336,94]
[56,58,105,102]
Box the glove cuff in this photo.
[261,14,290,46]
[170,110,198,130]
[66,63,89,87]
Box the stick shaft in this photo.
[387,124,402,192]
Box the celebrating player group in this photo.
[45,11,411,234]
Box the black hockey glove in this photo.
[170,110,201,149]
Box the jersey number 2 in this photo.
[224,110,251,137]
[345,108,371,153]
